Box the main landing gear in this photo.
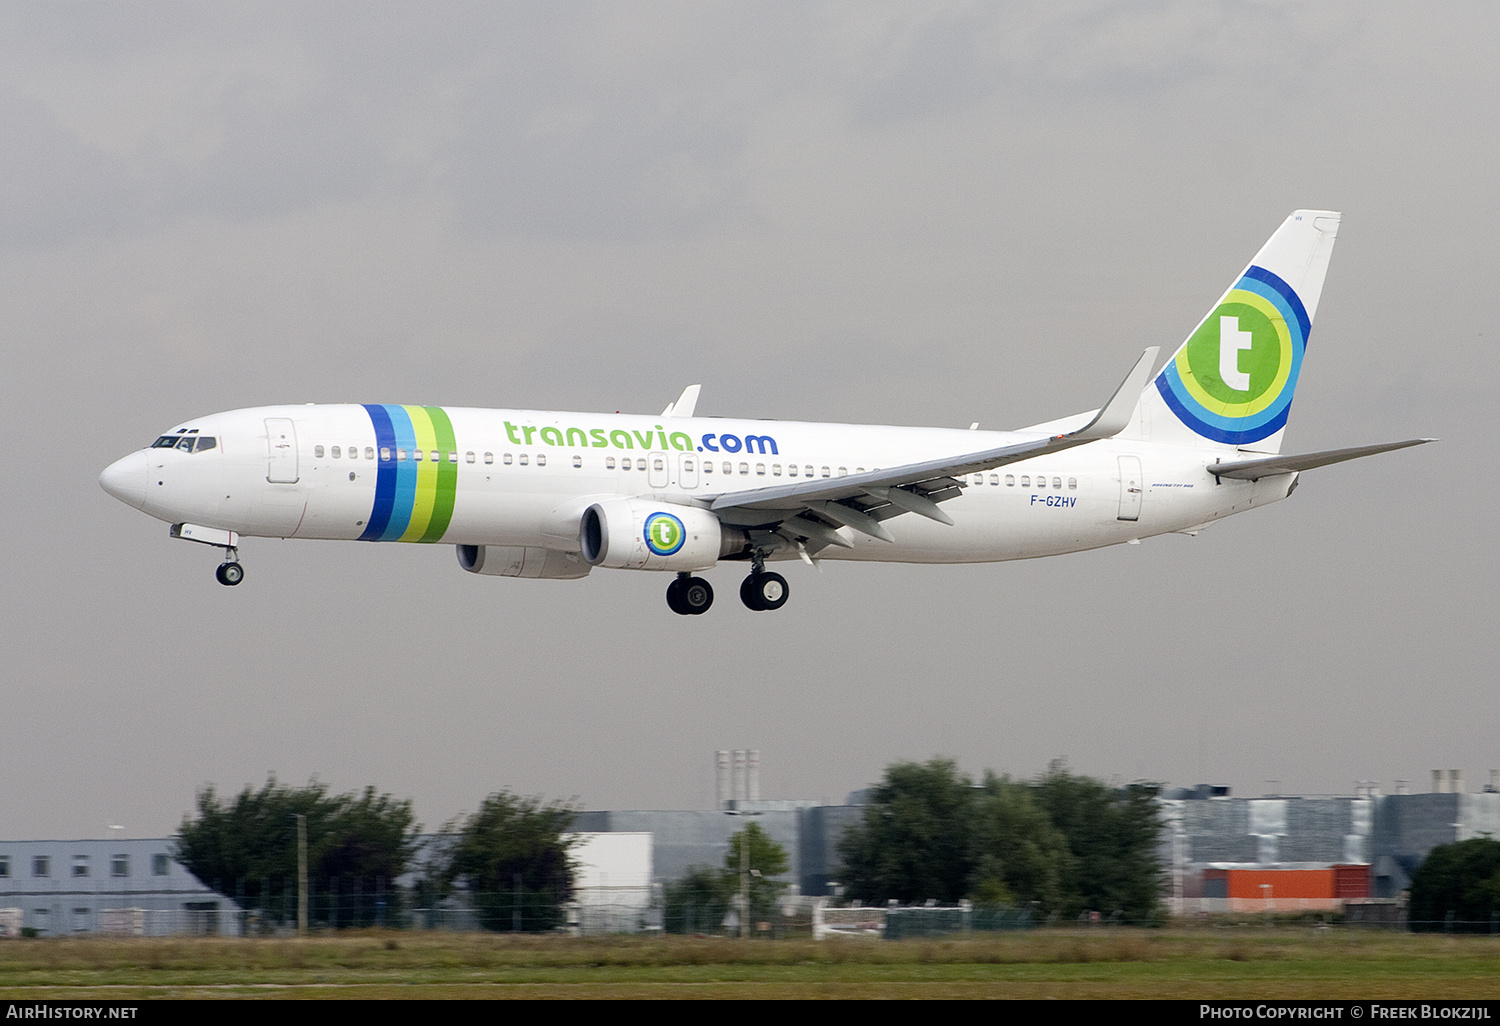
[739,549,788,611]
[664,553,791,615]
[666,573,714,615]
[740,570,788,611]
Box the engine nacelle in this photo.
[579,499,733,571]
[456,544,592,580]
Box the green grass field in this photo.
[1,930,1497,999]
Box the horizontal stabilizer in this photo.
[1209,439,1435,480]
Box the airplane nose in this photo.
[99,451,148,510]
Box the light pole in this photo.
[725,809,761,939]
[107,825,124,931]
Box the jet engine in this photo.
[456,544,592,580]
[579,499,739,571]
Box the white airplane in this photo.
[101,210,1429,614]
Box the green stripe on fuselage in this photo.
[420,406,458,542]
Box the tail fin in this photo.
[1140,210,1341,453]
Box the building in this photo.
[0,837,239,937]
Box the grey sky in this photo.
[2,2,1495,839]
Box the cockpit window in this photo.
[152,435,215,452]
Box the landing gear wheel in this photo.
[667,576,714,615]
[216,562,244,586]
[741,571,788,611]
[681,577,713,615]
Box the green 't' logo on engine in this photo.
[644,512,686,556]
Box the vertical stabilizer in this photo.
[1140,210,1340,453]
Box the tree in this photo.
[662,866,730,935]
[663,822,790,935]
[1031,761,1163,921]
[174,777,419,928]
[1409,838,1500,932]
[969,773,1072,910]
[441,790,578,932]
[837,758,1164,919]
[838,759,975,905]
[726,821,790,928]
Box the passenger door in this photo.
[265,418,299,483]
[1117,455,1142,521]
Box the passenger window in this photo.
[703,461,712,474]
[466,452,476,464]
[572,455,582,468]
[685,459,695,472]
[1068,477,1077,489]
[484,452,493,465]
[536,454,546,466]
[1021,475,1030,487]
[519,454,529,466]
[414,449,424,462]
[989,474,999,486]
[739,463,749,475]
[838,467,847,476]
[503,453,513,465]
[380,447,392,461]
[856,467,865,473]
[331,446,341,459]
[449,451,459,463]
[365,447,374,460]
[821,466,830,478]
[772,464,782,476]
[1037,476,1045,488]
[653,457,664,472]
[1006,474,1015,486]
[756,463,766,476]
[788,465,798,477]
[805,465,813,477]
[1052,477,1061,489]
[606,457,616,470]
[725,462,733,475]
[315,445,325,458]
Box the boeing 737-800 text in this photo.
[100,211,1429,614]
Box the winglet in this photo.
[662,384,702,418]
[1068,347,1159,441]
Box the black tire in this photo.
[740,574,764,611]
[682,577,714,614]
[216,563,244,587]
[752,571,788,611]
[665,578,690,615]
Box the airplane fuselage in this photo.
[105,403,1290,564]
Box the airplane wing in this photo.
[705,348,1158,549]
[1208,439,1435,480]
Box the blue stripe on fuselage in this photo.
[359,404,397,541]
[380,405,418,541]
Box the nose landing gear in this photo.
[666,573,714,615]
[215,558,245,586]
[170,523,245,587]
